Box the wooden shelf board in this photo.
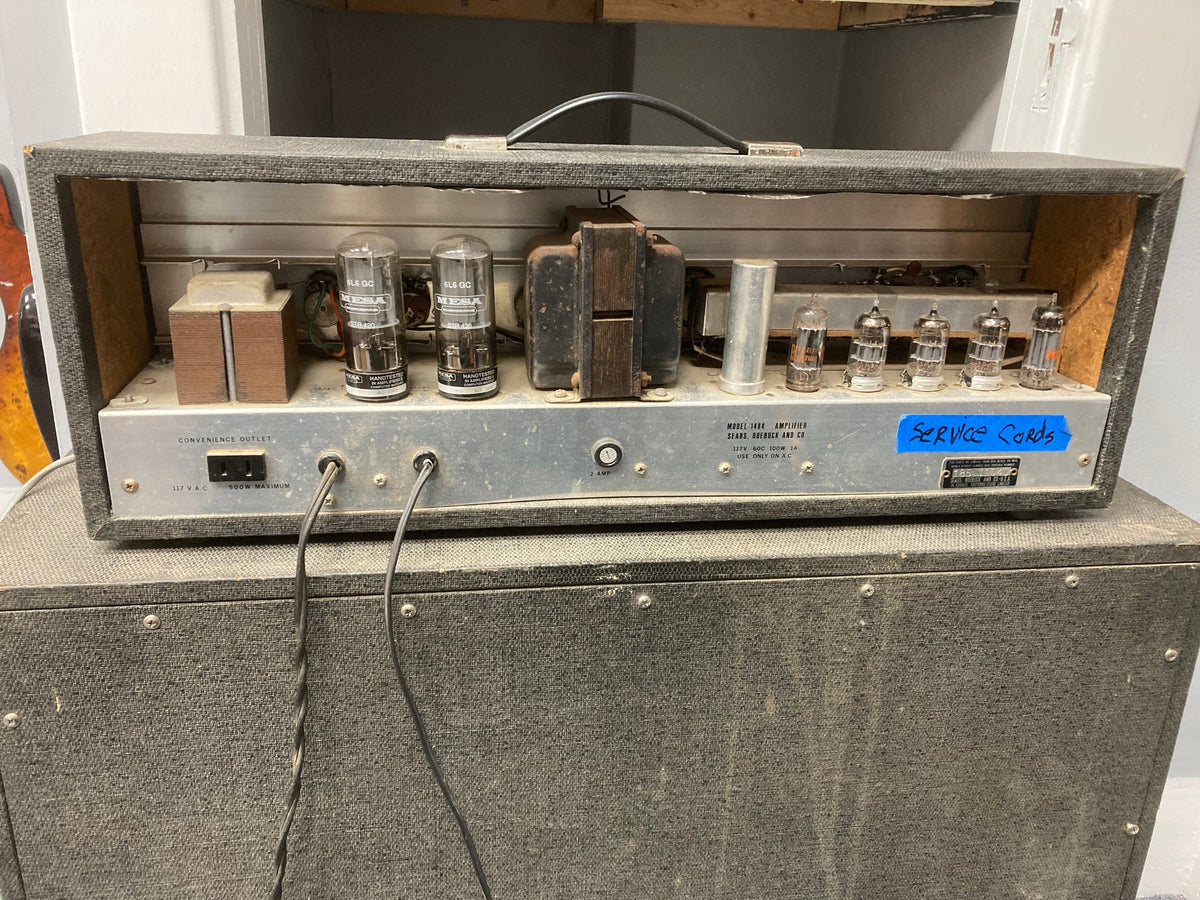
[287,0,1002,28]
[839,2,998,28]
[347,0,596,21]
[597,0,841,29]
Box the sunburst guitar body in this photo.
[0,180,51,482]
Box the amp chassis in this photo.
[99,353,1110,526]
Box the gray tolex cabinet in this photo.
[0,469,1195,899]
[23,133,1183,540]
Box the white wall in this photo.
[262,3,847,149]
[627,24,843,148]
[261,0,333,138]
[331,14,625,143]
[834,15,1016,151]
[264,2,631,144]
[263,6,1028,154]
[996,0,1200,169]
[62,0,268,135]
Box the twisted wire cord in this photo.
[383,460,493,900]
[272,461,340,900]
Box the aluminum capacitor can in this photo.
[718,259,777,396]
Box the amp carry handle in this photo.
[444,91,803,157]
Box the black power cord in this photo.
[505,91,751,154]
[383,455,494,900]
[272,459,341,900]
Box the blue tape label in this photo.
[897,414,1072,453]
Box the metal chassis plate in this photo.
[99,352,1110,521]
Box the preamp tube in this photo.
[901,304,951,391]
[336,232,408,401]
[842,304,891,392]
[430,234,499,400]
[1019,297,1066,390]
[785,298,827,393]
[959,306,1010,391]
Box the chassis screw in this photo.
[142,614,160,630]
[400,603,417,619]
[1124,822,1140,836]
[3,713,20,730]
[859,583,875,599]
[633,462,647,476]
[636,594,653,609]
[373,473,388,487]
[122,479,139,494]
[1078,454,1092,467]
[1064,573,1080,589]
[1165,648,1180,663]
[801,461,814,474]
[718,462,732,475]
[323,495,336,507]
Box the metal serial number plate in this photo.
[940,457,1021,489]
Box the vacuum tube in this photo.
[430,235,498,400]
[959,306,1010,391]
[1019,297,1066,390]
[901,304,951,391]
[785,298,827,393]
[842,304,891,392]
[336,232,408,401]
